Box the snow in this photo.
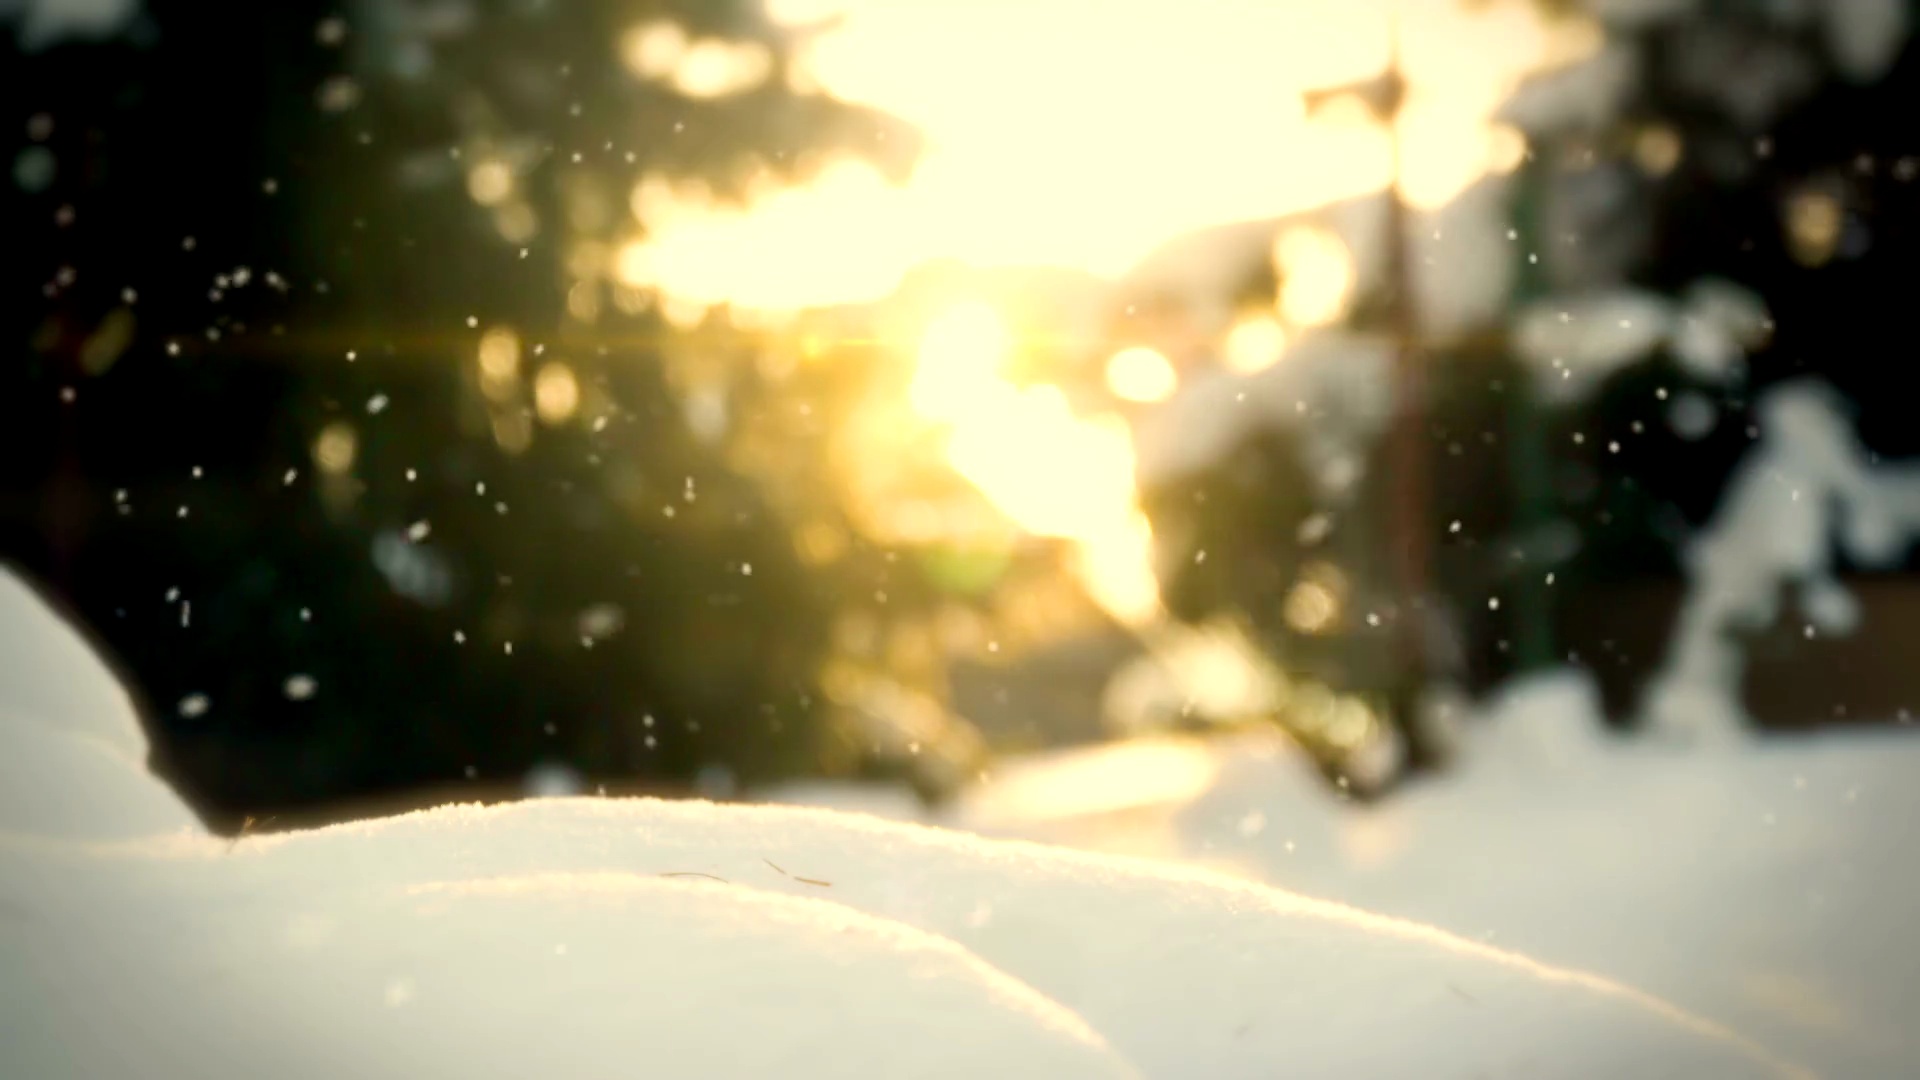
[924,672,1920,1078]
[0,568,202,837]
[0,567,152,764]
[0,565,1820,1078]
[1643,380,1920,740]
[3,843,1130,1080]
[0,0,140,51]
[1404,177,1520,342]
[1122,175,1519,491]
[1318,178,1514,341]
[1100,622,1286,736]
[1498,41,1640,135]
[1133,328,1393,492]
[1513,288,1676,403]
[1512,279,1768,404]
[1824,0,1910,82]
[0,714,199,841]
[1115,175,1514,353]
[0,567,190,841]
[1670,278,1772,380]
[3,797,1807,1079]
[1513,1,1914,135]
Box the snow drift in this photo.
[0,565,1811,1078]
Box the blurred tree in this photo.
[2,0,923,829]
[1506,0,1920,729]
[1130,0,1920,790]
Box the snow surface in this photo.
[0,568,195,841]
[0,564,1824,1078]
[0,569,153,764]
[3,839,1132,1080]
[790,673,1920,1079]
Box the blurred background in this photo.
[6,0,1920,833]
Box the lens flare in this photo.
[912,304,1162,626]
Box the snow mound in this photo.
[0,565,1813,1079]
[0,714,200,840]
[1,843,1131,1080]
[0,795,1809,1080]
[0,565,196,840]
[1464,668,1620,773]
[0,566,151,763]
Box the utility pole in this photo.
[1378,21,1433,721]
[1305,8,1448,773]
[1506,152,1557,676]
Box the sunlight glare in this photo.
[1104,346,1178,404]
[964,737,1223,824]
[910,302,1011,423]
[616,161,917,312]
[913,304,1163,626]
[611,0,1588,314]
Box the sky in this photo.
[618,0,1594,313]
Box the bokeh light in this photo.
[533,362,581,425]
[313,422,357,475]
[1274,226,1356,329]
[1105,346,1178,404]
[1222,315,1288,375]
